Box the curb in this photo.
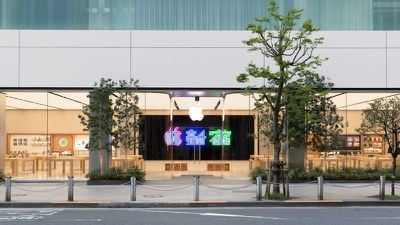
[1,200,400,208]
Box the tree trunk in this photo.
[392,155,397,196]
[272,106,281,194]
[273,142,280,193]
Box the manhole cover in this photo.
[143,195,163,198]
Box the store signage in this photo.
[164,127,230,147]
[184,128,206,146]
[164,127,183,146]
[209,129,231,146]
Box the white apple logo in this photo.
[189,104,204,121]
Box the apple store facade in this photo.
[1,0,400,180]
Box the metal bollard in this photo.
[5,177,11,202]
[379,175,385,200]
[317,176,324,200]
[68,176,74,201]
[130,177,136,201]
[256,175,262,201]
[193,176,200,201]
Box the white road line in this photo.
[48,219,102,222]
[364,217,400,220]
[201,213,280,220]
[134,209,284,220]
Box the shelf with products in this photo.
[331,135,361,151]
[362,135,384,154]
[30,135,51,146]
[8,133,89,156]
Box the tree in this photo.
[287,77,343,166]
[113,79,142,169]
[358,97,400,196]
[237,0,329,194]
[79,78,116,174]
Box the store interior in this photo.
[1,91,399,180]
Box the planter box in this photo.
[87,180,130,185]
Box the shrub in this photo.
[86,166,145,181]
[249,167,268,181]
[125,166,145,182]
[288,167,400,181]
[0,170,4,180]
[266,192,289,200]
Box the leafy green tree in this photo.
[79,78,116,174]
[113,79,142,169]
[358,97,400,195]
[237,0,330,194]
[287,77,343,160]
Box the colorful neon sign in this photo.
[163,127,183,146]
[164,127,232,147]
[208,129,231,146]
[184,128,206,146]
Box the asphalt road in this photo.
[1,207,400,225]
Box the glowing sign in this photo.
[209,129,232,146]
[184,128,206,146]
[58,138,69,148]
[164,127,183,146]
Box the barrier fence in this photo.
[2,176,398,202]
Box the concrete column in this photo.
[0,93,5,172]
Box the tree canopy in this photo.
[237,0,342,194]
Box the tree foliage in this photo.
[78,78,116,153]
[358,96,400,195]
[113,79,142,158]
[79,78,142,173]
[237,0,341,193]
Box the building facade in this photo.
[1,0,400,180]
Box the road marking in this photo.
[0,209,61,221]
[134,209,284,220]
[364,217,400,220]
[48,219,102,222]
[201,213,280,219]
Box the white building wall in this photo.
[0,30,398,89]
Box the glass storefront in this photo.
[1,90,400,180]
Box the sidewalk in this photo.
[0,176,400,207]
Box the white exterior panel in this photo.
[132,47,263,88]
[319,31,385,48]
[387,49,400,87]
[0,48,19,87]
[20,30,131,47]
[0,30,18,46]
[0,30,398,89]
[19,48,130,87]
[317,48,386,88]
[132,31,252,47]
[387,31,400,48]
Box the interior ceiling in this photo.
[4,91,400,111]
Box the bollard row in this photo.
[5,176,387,202]
[1,176,276,203]
[316,175,386,201]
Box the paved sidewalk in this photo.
[0,176,399,207]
